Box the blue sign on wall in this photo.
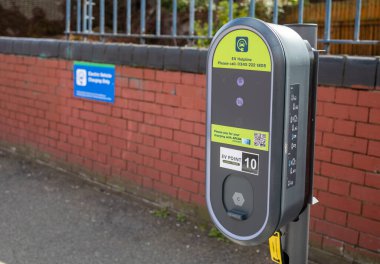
[73,61,115,103]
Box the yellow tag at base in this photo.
[269,231,283,264]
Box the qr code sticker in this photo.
[254,132,267,148]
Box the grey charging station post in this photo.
[206,18,318,264]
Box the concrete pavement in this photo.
[0,150,272,264]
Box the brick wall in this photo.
[311,86,380,262]
[0,52,379,263]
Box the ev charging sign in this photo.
[220,147,259,175]
[73,61,115,103]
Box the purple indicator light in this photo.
[236,97,244,107]
[237,77,245,87]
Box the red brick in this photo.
[368,141,380,157]
[153,181,177,198]
[156,71,181,83]
[351,185,380,204]
[180,120,193,133]
[323,133,367,154]
[155,138,179,152]
[190,193,206,206]
[192,146,205,160]
[356,123,380,141]
[334,120,355,136]
[123,67,143,78]
[324,103,349,119]
[138,166,160,180]
[143,80,162,92]
[318,191,361,214]
[358,91,380,108]
[359,233,380,252]
[181,73,195,85]
[155,160,179,175]
[160,172,172,184]
[329,179,350,195]
[144,113,156,125]
[321,162,365,184]
[322,237,344,256]
[191,170,204,183]
[143,69,156,80]
[156,116,180,129]
[138,144,160,159]
[363,203,380,221]
[335,89,358,105]
[325,208,347,225]
[155,94,180,107]
[369,108,380,124]
[68,135,84,147]
[315,146,332,161]
[178,189,191,202]
[194,123,206,136]
[122,109,143,122]
[310,204,325,219]
[348,214,380,236]
[179,143,192,156]
[332,149,353,166]
[195,74,206,87]
[174,131,199,146]
[175,108,202,122]
[179,166,192,179]
[365,173,380,189]
[309,232,323,248]
[314,219,359,244]
[314,175,329,190]
[139,123,161,137]
[173,177,198,193]
[316,116,334,132]
[139,101,161,114]
[173,153,198,169]
[317,86,335,102]
[353,154,380,172]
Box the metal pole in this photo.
[83,0,87,32]
[141,0,146,43]
[249,0,255,18]
[156,0,161,36]
[189,0,195,36]
[208,0,213,38]
[298,0,304,24]
[66,0,71,33]
[89,0,93,32]
[113,0,118,34]
[273,0,278,24]
[324,0,332,53]
[100,0,105,34]
[228,0,233,21]
[77,0,81,32]
[172,0,177,36]
[354,0,362,41]
[126,0,131,35]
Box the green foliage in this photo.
[176,212,187,223]
[152,207,170,219]
[208,226,230,243]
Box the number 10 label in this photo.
[220,147,259,175]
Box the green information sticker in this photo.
[211,124,269,151]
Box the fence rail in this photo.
[65,0,379,54]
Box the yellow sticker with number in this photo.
[269,231,283,264]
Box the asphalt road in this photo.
[0,150,272,264]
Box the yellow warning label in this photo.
[269,232,283,264]
[211,124,269,151]
[213,29,271,72]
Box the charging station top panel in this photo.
[212,29,271,72]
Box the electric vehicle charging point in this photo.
[206,18,318,263]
